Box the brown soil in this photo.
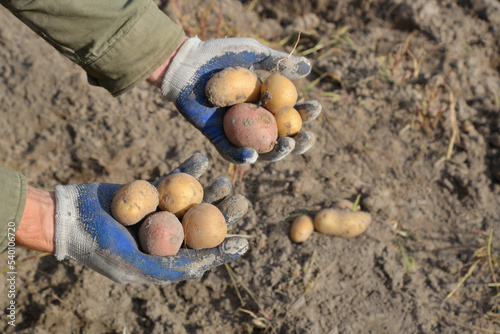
[1,0,500,333]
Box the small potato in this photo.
[314,209,371,237]
[223,103,278,153]
[274,107,302,137]
[111,180,159,226]
[182,203,227,250]
[157,173,204,218]
[205,66,261,107]
[290,215,314,243]
[261,73,298,114]
[139,211,184,256]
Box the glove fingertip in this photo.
[224,147,258,165]
[203,175,232,204]
[259,137,295,162]
[220,237,249,258]
[175,152,209,178]
[296,100,322,123]
[293,131,316,155]
[218,194,249,226]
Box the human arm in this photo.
[14,186,55,253]
[0,0,185,96]
[3,154,249,284]
[159,36,321,164]
[1,1,321,164]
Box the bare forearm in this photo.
[147,36,188,88]
[16,186,55,253]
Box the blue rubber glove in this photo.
[161,37,321,165]
[54,153,249,284]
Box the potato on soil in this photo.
[290,215,314,243]
[260,72,298,114]
[274,107,302,137]
[223,103,278,153]
[139,211,184,256]
[111,180,159,226]
[314,209,371,237]
[157,173,203,218]
[205,66,261,107]
[182,203,227,250]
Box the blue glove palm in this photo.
[161,37,321,164]
[54,153,248,284]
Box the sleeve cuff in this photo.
[84,2,185,96]
[0,167,27,252]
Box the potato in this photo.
[261,72,298,114]
[223,103,278,153]
[290,215,314,243]
[111,180,159,226]
[314,209,371,237]
[182,203,227,250]
[157,173,203,218]
[274,107,302,137]
[205,66,261,107]
[139,211,184,256]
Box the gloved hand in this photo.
[161,37,321,165]
[53,153,249,284]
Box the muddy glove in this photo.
[53,153,249,284]
[161,37,321,165]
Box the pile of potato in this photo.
[110,174,227,256]
[205,66,303,153]
[289,199,372,243]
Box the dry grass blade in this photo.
[226,234,253,239]
[487,229,498,287]
[444,259,481,302]
[225,263,245,307]
[445,84,460,161]
[225,263,270,318]
[275,32,301,73]
[283,212,307,220]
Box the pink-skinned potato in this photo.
[223,103,278,153]
[139,211,184,256]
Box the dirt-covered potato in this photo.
[138,211,184,256]
[260,72,298,114]
[274,107,302,137]
[223,102,278,153]
[182,203,227,250]
[157,173,204,218]
[205,66,261,107]
[314,209,371,237]
[111,180,159,226]
[290,215,314,243]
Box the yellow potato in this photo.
[205,66,261,107]
[274,107,302,137]
[260,72,298,114]
[182,203,227,250]
[314,209,371,237]
[157,173,204,218]
[111,180,159,226]
[290,215,314,243]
